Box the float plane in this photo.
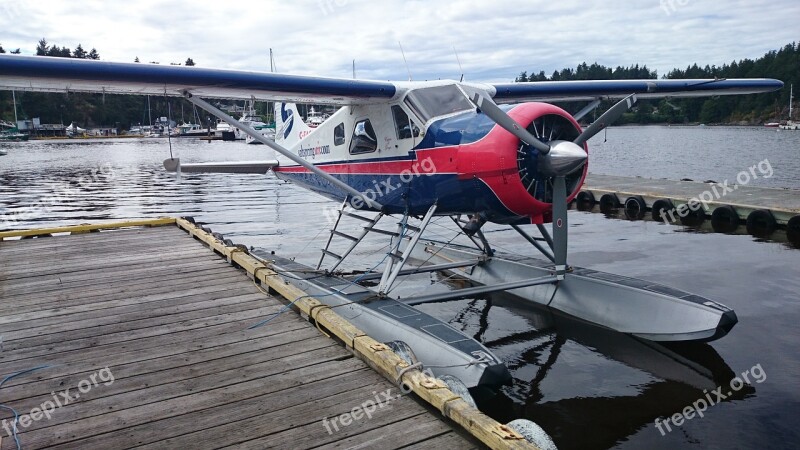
[0,54,783,392]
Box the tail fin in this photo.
[275,102,312,147]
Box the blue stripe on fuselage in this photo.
[274,171,518,220]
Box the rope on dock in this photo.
[0,365,52,450]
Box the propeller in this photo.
[469,93,552,155]
[468,92,638,279]
[574,94,637,145]
[469,93,638,178]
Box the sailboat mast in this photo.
[790,84,794,120]
[12,90,18,125]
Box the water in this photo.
[590,126,800,189]
[1,127,799,449]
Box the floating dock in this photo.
[580,174,800,234]
[0,219,538,449]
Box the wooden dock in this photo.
[0,220,532,449]
[581,174,800,229]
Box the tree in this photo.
[134,56,140,63]
[185,58,195,66]
[73,44,87,59]
[87,48,100,60]
[36,38,49,56]
[528,71,547,82]
[0,44,5,54]
[45,45,71,57]
[10,48,20,54]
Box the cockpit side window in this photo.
[349,119,377,154]
[334,122,345,146]
[391,105,420,139]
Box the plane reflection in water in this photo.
[418,291,753,450]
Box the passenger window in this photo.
[334,122,345,146]
[392,105,419,139]
[349,119,377,154]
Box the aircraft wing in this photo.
[0,55,397,105]
[490,78,784,103]
[0,54,782,105]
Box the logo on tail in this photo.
[280,103,294,139]
[276,102,313,147]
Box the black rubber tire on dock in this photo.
[599,193,620,213]
[788,216,800,233]
[624,196,647,220]
[576,191,595,211]
[711,205,740,233]
[651,199,675,223]
[787,216,800,245]
[679,204,705,226]
[577,191,595,204]
[746,209,776,236]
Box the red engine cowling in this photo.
[457,102,588,224]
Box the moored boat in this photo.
[177,122,214,137]
[778,84,797,130]
[0,128,29,141]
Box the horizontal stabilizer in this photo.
[163,158,278,174]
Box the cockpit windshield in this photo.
[403,84,474,123]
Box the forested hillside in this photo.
[515,43,799,124]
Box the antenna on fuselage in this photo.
[269,48,277,73]
[453,46,464,82]
[398,42,412,81]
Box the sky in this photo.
[0,0,797,82]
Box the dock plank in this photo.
[0,267,242,311]
[311,413,457,450]
[0,225,477,449]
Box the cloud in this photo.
[0,0,797,82]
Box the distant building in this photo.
[17,118,66,137]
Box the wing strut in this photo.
[182,92,383,209]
